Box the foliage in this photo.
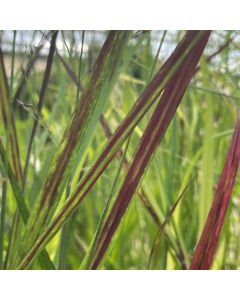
[0,30,239,270]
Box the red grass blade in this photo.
[91,32,211,269]
[190,115,240,270]
[14,31,131,269]
[16,31,210,270]
[100,114,187,267]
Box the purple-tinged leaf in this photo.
[190,115,240,270]
[16,31,210,270]
[91,32,211,269]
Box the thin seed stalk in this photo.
[22,30,59,190]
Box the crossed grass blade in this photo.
[16,31,211,270]
[190,114,240,270]
[10,30,58,270]
[89,32,211,269]
[148,177,194,269]
[57,46,187,267]
[59,31,233,269]
[13,31,131,268]
[99,116,186,268]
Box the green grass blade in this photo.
[147,30,167,82]
[148,178,193,269]
[190,114,240,269]
[13,31,131,269]
[59,50,190,268]
[13,31,50,108]
[0,31,17,268]
[23,30,58,190]
[90,32,210,269]
[15,31,209,270]
[0,40,22,183]
[80,135,131,269]
[0,140,55,269]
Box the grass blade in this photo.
[0,140,29,222]
[90,32,210,269]
[16,31,210,270]
[0,31,17,268]
[190,114,240,270]
[147,30,167,82]
[14,31,131,268]
[0,33,55,269]
[23,30,58,189]
[99,115,186,267]
[0,44,22,183]
[13,31,50,108]
[80,135,131,269]
[148,178,193,269]
[0,140,55,269]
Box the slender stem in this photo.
[13,31,49,108]
[84,135,131,270]
[0,30,16,269]
[147,30,167,82]
[22,31,58,191]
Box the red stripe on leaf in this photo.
[190,115,240,270]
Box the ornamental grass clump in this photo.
[0,30,239,270]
